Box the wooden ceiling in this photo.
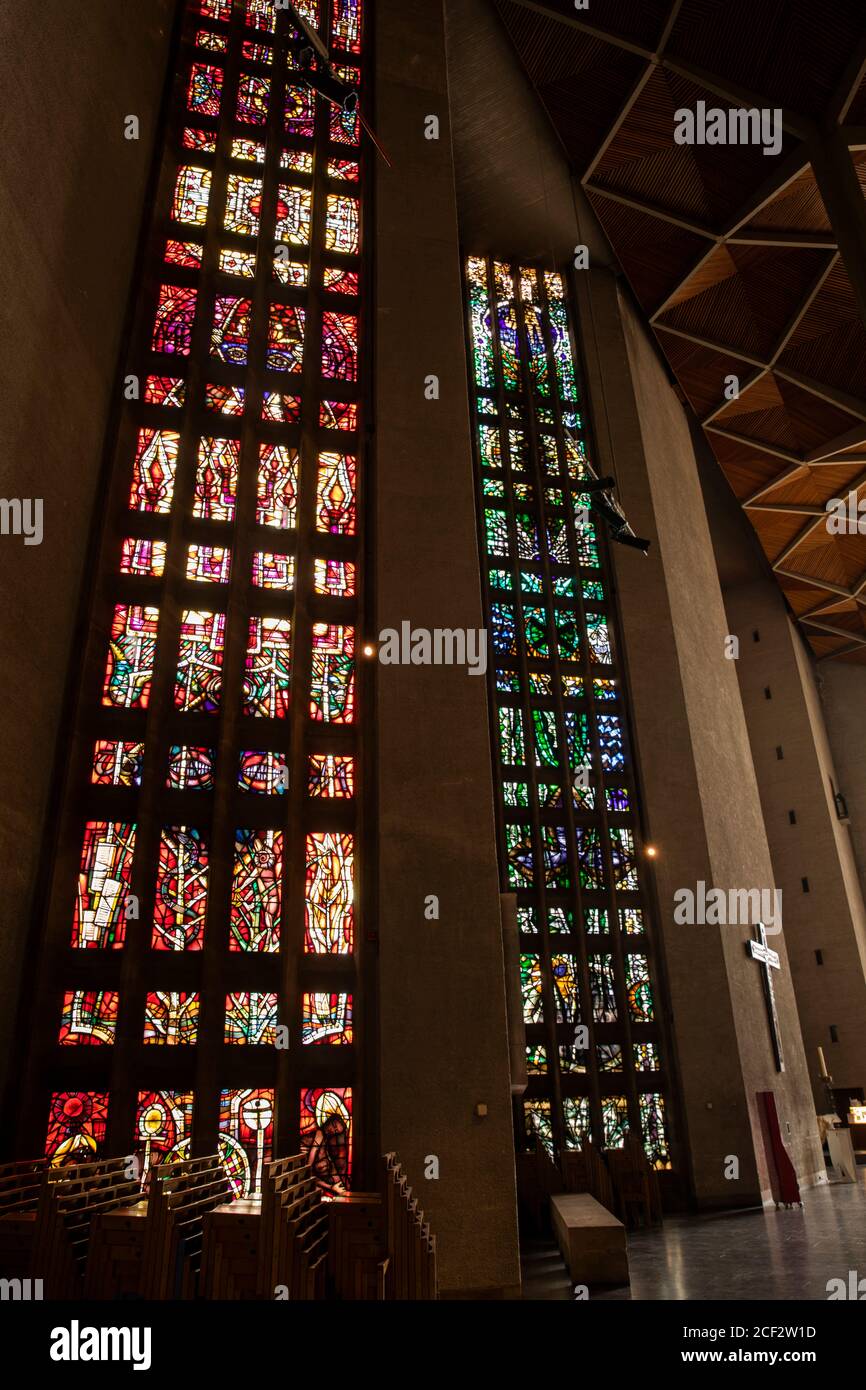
[494,0,866,662]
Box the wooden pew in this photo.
[561,1141,616,1215]
[256,1154,308,1299]
[381,1153,438,1299]
[140,1155,230,1300]
[327,1192,388,1300]
[604,1133,663,1229]
[30,1158,140,1298]
[84,1200,148,1300]
[200,1199,260,1300]
[0,1159,46,1279]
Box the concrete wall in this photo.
[574,271,825,1203]
[0,0,174,1105]
[375,0,521,1297]
[821,660,866,914]
[697,439,866,1111]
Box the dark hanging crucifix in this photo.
[746,922,784,1073]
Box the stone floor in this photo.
[521,1174,866,1300]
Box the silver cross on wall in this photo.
[746,921,784,1073]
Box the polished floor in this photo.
[522,1174,866,1300]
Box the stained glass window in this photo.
[59,992,119,1046]
[305,832,353,953]
[135,1091,193,1184]
[230,829,283,952]
[225,992,279,1045]
[45,1093,109,1165]
[465,254,672,1171]
[73,822,136,949]
[144,992,200,1045]
[26,0,368,1202]
[300,1087,352,1195]
[152,827,209,951]
[219,1088,274,1198]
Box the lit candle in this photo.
[818,1046,829,1079]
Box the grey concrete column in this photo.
[374,0,521,1295]
[572,267,826,1204]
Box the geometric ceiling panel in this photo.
[495,0,866,660]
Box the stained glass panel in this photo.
[152,826,209,951]
[102,605,160,709]
[244,617,292,718]
[174,610,225,713]
[305,832,353,954]
[302,992,353,1045]
[219,1088,274,1197]
[46,1093,108,1165]
[300,1087,352,1195]
[310,624,355,723]
[230,829,283,952]
[59,991,118,1046]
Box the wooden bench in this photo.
[140,1155,230,1299]
[30,1158,141,1298]
[382,1153,438,1300]
[84,1200,148,1300]
[200,1199,260,1300]
[550,1193,628,1287]
[604,1133,662,1229]
[0,1159,46,1279]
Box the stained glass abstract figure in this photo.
[102,605,160,710]
[275,185,312,246]
[230,829,283,952]
[321,312,358,380]
[91,741,145,788]
[174,610,225,713]
[45,1093,109,1165]
[193,437,239,521]
[120,537,166,578]
[225,174,263,235]
[257,444,299,527]
[135,1091,193,1184]
[316,452,356,533]
[152,827,209,951]
[465,252,670,1167]
[129,430,179,514]
[73,822,136,949]
[173,165,212,224]
[144,992,200,1045]
[219,1088,274,1197]
[252,551,295,590]
[224,992,279,1045]
[310,624,355,723]
[167,745,216,791]
[243,617,292,718]
[300,1087,351,1195]
[238,750,289,795]
[211,296,252,366]
[152,285,197,355]
[302,992,353,1045]
[188,63,223,118]
[308,753,354,799]
[59,992,119,1046]
[26,0,369,1196]
[305,832,354,953]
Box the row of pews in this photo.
[0,1150,438,1301]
